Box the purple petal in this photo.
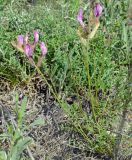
[33,31,39,43]
[93,3,102,17]
[40,42,47,56]
[17,35,24,45]
[24,44,32,58]
[77,8,85,28]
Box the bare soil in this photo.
[0,77,131,160]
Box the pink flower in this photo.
[40,42,47,56]
[77,8,85,28]
[33,31,39,43]
[17,35,24,45]
[24,44,33,58]
[93,3,102,17]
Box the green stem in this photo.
[34,64,60,102]
[75,124,93,146]
[82,42,96,122]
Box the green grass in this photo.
[0,0,131,159]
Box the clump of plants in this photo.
[11,31,47,67]
[0,0,130,159]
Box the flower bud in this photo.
[24,44,32,58]
[77,8,85,28]
[93,3,102,17]
[17,35,24,45]
[33,31,39,43]
[40,42,47,56]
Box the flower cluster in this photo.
[12,31,47,67]
[76,1,102,44]
[77,2,102,29]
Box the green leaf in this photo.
[15,94,27,127]
[18,96,27,127]
[22,118,45,132]
[0,133,10,140]
[10,137,31,160]
[0,151,7,160]
[28,118,45,128]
